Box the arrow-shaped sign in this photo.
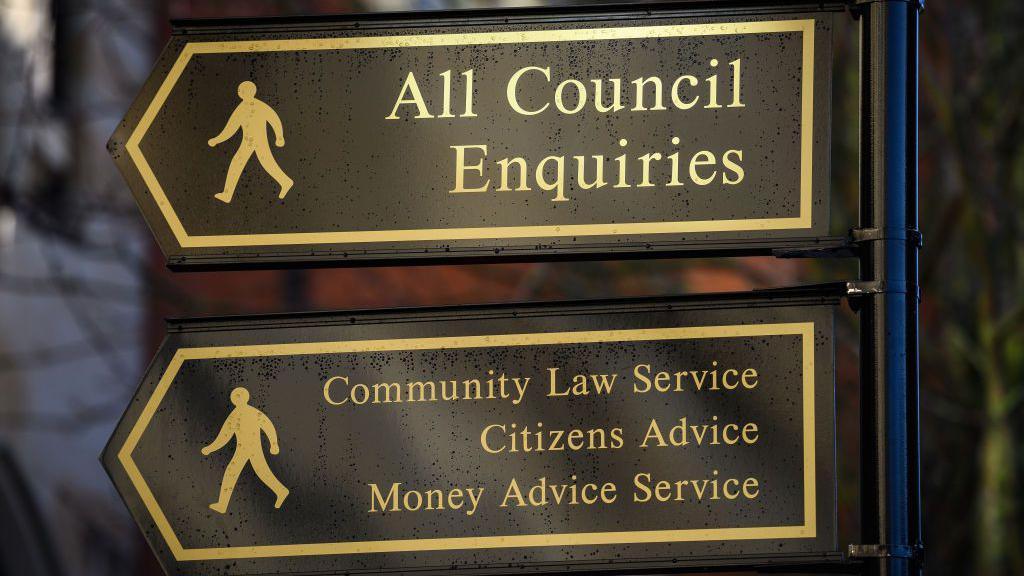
[109,5,833,269]
[103,291,838,576]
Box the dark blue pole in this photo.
[858,0,922,574]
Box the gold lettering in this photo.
[741,367,759,388]
[722,149,745,184]
[438,70,454,118]
[462,69,477,117]
[323,376,348,405]
[670,75,699,109]
[449,145,490,193]
[496,157,532,192]
[368,483,400,512]
[631,77,667,111]
[507,66,550,115]
[705,58,722,109]
[728,59,744,108]
[640,418,667,448]
[501,478,527,507]
[555,79,587,114]
[481,423,506,454]
[592,78,624,113]
[637,153,662,187]
[536,155,567,202]
[385,72,433,120]
[575,155,606,189]
[689,150,717,186]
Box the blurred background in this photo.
[0,0,1020,575]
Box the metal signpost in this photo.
[850,1,923,575]
[105,2,922,576]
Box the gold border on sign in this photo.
[117,322,818,562]
[126,20,816,249]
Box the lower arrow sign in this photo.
[103,292,839,576]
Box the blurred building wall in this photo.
[0,0,156,574]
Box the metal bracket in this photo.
[849,227,923,247]
[771,244,858,259]
[846,280,918,296]
[845,281,920,312]
[772,228,922,259]
[848,544,924,561]
[846,280,886,295]
[853,0,925,10]
[848,0,925,22]
[843,228,924,308]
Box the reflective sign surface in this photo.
[110,5,836,268]
[104,292,838,575]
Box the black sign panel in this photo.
[109,4,836,268]
[103,291,838,575]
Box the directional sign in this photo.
[109,4,835,268]
[103,291,839,576]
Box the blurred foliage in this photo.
[916,1,1024,574]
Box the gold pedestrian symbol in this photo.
[201,387,289,513]
[208,80,294,203]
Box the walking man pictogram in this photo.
[201,387,289,513]
[208,80,294,204]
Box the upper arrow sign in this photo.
[109,4,835,269]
